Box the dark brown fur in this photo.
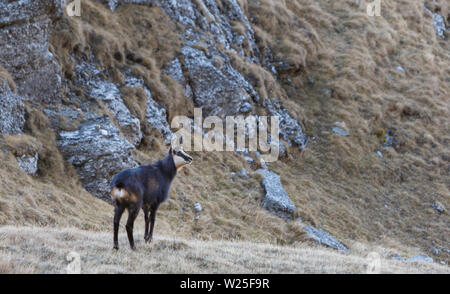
[110,145,192,250]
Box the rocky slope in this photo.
[0,0,449,266]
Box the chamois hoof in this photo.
[145,237,152,244]
[113,245,119,250]
[130,246,136,251]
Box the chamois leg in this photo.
[147,207,158,244]
[143,207,150,242]
[125,206,139,250]
[113,205,125,250]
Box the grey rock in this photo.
[255,152,268,169]
[392,254,404,261]
[376,151,383,158]
[103,0,305,153]
[257,169,296,219]
[16,153,39,176]
[263,99,307,149]
[440,261,446,265]
[91,80,142,146]
[0,79,25,134]
[163,58,193,100]
[108,0,120,11]
[432,248,439,255]
[244,156,254,164]
[432,13,446,39]
[57,118,137,200]
[163,58,186,85]
[240,102,252,113]
[0,0,63,103]
[276,139,287,158]
[124,76,173,143]
[303,225,348,252]
[332,127,350,137]
[193,202,202,212]
[125,0,263,114]
[431,203,444,213]
[74,61,142,146]
[407,254,433,263]
[181,46,253,117]
[236,168,249,178]
[395,65,405,74]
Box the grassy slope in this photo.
[1,226,448,274]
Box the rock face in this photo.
[16,153,39,176]
[57,118,137,200]
[0,0,63,103]
[303,226,348,252]
[53,55,172,200]
[257,169,296,219]
[101,0,307,150]
[1,0,307,202]
[0,79,25,135]
[263,99,308,149]
[124,76,173,143]
[181,46,254,117]
[163,58,193,100]
[74,60,143,147]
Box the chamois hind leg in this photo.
[143,207,150,242]
[113,204,125,250]
[125,205,140,250]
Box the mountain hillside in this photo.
[0,0,449,272]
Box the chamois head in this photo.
[170,135,193,170]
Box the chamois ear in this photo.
[168,146,173,155]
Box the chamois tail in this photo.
[111,176,128,200]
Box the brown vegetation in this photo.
[1,226,448,273]
[1,0,449,271]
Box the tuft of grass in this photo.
[0,65,17,92]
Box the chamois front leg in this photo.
[143,207,150,242]
[125,206,140,250]
[147,207,158,244]
[113,205,125,250]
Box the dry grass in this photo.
[0,226,448,274]
[0,65,16,92]
[51,0,191,120]
[234,0,450,261]
[0,110,112,230]
[1,0,449,272]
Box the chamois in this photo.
[110,136,192,250]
